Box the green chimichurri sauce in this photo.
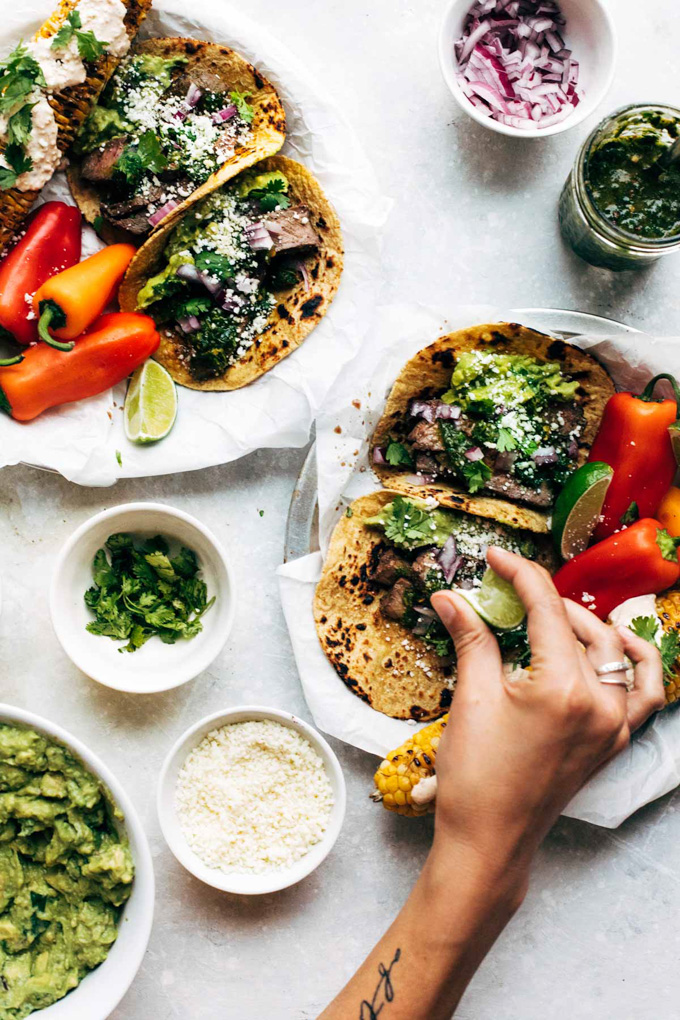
[586,110,680,240]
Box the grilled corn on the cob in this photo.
[656,589,680,705]
[0,0,152,254]
[371,715,448,817]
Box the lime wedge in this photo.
[458,567,526,631]
[124,360,177,445]
[552,462,613,560]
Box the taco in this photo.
[119,154,343,390]
[67,37,286,241]
[313,491,557,721]
[370,323,615,534]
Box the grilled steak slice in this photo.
[373,549,412,587]
[412,549,443,588]
[81,136,128,181]
[380,578,414,623]
[415,452,440,475]
[162,70,227,103]
[407,421,444,453]
[545,403,585,438]
[263,205,320,257]
[485,473,553,507]
[103,211,150,235]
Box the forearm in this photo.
[319,839,527,1020]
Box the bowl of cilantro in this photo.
[50,503,235,693]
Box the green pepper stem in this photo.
[640,373,680,416]
[0,354,23,366]
[37,302,74,352]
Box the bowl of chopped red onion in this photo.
[439,0,616,138]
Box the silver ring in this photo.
[598,675,630,689]
[595,661,629,676]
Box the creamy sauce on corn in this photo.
[28,0,129,91]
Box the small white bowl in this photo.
[438,0,617,138]
[50,502,235,694]
[0,703,154,1020]
[158,706,347,895]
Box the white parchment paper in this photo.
[278,302,680,827]
[0,0,390,485]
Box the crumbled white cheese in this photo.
[175,720,334,874]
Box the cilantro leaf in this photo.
[51,10,81,49]
[7,102,34,147]
[249,178,290,213]
[496,427,516,453]
[0,166,18,190]
[462,458,492,494]
[51,11,108,62]
[382,497,437,550]
[630,615,658,643]
[0,44,45,114]
[136,129,167,173]
[0,142,33,191]
[660,630,680,680]
[620,501,639,526]
[84,533,215,653]
[385,441,414,468]
[229,89,254,123]
[194,251,234,280]
[75,28,108,63]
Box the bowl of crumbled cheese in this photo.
[157,706,346,894]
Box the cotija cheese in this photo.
[175,720,334,874]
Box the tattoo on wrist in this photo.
[359,948,401,1019]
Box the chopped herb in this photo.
[51,11,108,63]
[258,509,264,517]
[93,214,104,234]
[268,265,299,290]
[620,501,639,526]
[194,251,234,280]
[630,615,658,643]
[115,450,122,467]
[0,143,33,190]
[630,614,680,680]
[345,507,354,518]
[0,43,45,115]
[249,177,291,213]
[439,421,492,494]
[381,496,436,549]
[116,130,167,185]
[7,102,34,148]
[84,533,215,653]
[496,427,517,453]
[385,441,414,468]
[229,89,254,124]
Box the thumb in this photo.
[431,590,502,685]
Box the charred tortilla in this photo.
[119,154,343,390]
[314,491,557,721]
[370,323,615,534]
[67,37,287,243]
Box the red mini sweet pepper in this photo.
[0,202,82,349]
[0,312,159,422]
[588,373,680,541]
[553,518,680,620]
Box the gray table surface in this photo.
[3,0,680,1017]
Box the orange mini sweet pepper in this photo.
[33,243,136,351]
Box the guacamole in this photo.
[0,725,134,1019]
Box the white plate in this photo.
[157,705,347,894]
[50,502,235,693]
[0,703,154,1020]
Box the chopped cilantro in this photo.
[115,450,122,467]
[0,43,45,115]
[84,533,215,653]
[422,630,453,658]
[381,496,436,549]
[194,251,234,280]
[93,214,104,234]
[7,102,34,148]
[345,506,354,518]
[620,501,639,526]
[249,178,290,213]
[229,89,254,124]
[0,143,33,190]
[496,427,516,453]
[268,265,299,290]
[439,421,492,494]
[385,441,414,468]
[116,130,167,185]
[630,615,658,643]
[51,11,108,62]
[630,615,680,681]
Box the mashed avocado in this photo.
[0,725,134,1019]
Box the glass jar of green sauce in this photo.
[559,103,680,271]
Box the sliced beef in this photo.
[411,549,442,588]
[415,452,440,475]
[101,185,169,236]
[485,473,553,508]
[407,421,444,453]
[373,549,412,588]
[162,70,226,102]
[380,578,413,623]
[263,205,320,257]
[545,403,585,438]
[80,136,128,181]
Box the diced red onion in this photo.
[436,403,461,420]
[211,104,237,125]
[464,446,484,462]
[409,399,437,424]
[245,222,274,251]
[567,438,578,458]
[402,474,436,486]
[175,263,222,299]
[455,0,581,129]
[185,83,203,108]
[373,447,387,465]
[437,535,462,584]
[148,199,179,227]
[533,445,557,465]
[295,258,311,292]
[177,315,201,334]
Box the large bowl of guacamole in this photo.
[0,705,154,1020]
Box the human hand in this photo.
[429,546,665,891]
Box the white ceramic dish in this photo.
[158,706,347,895]
[0,703,154,1020]
[50,502,235,694]
[438,0,616,138]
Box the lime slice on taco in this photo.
[458,567,526,631]
[552,462,613,561]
